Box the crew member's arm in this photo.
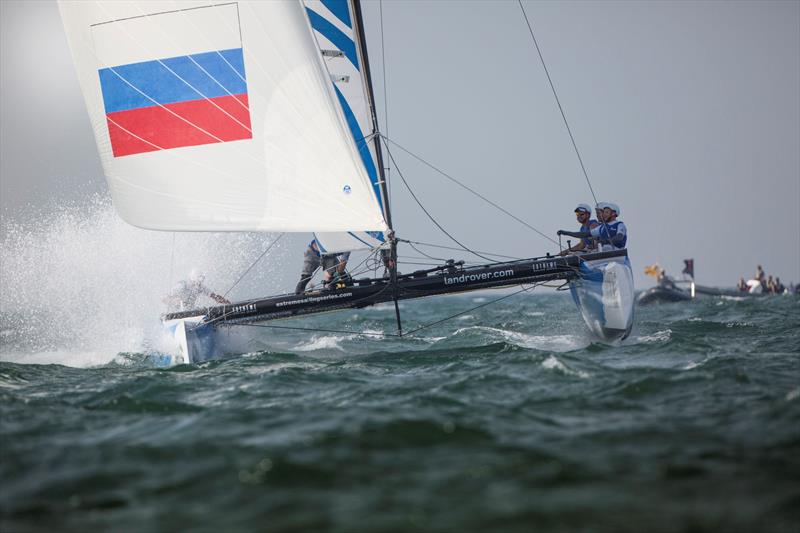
[609,223,627,246]
[586,225,615,245]
[557,229,591,239]
[609,233,626,246]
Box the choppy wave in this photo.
[2,203,800,532]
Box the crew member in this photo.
[164,270,230,312]
[775,277,786,294]
[594,202,607,224]
[755,265,766,292]
[559,203,598,255]
[557,202,627,252]
[755,265,765,283]
[295,239,351,294]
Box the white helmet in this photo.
[608,203,621,216]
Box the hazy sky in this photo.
[1,0,798,287]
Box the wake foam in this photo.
[452,326,589,352]
[541,355,590,378]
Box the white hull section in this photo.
[569,255,635,342]
[160,317,276,366]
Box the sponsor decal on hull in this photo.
[443,268,515,286]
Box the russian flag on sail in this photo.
[93,4,251,157]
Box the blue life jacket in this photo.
[581,219,599,247]
[597,220,627,249]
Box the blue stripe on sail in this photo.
[321,0,352,28]
[347,232,373,247]
[333,85,383,213]
[366,231,386,243]
[306,8,359,71]
[99,48,247,114]
[313,233,327,253]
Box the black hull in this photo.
[637,286,692,305]
[165,250,629,325]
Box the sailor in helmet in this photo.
[558,202,627,252]
[594,202,607,223]
[559,203,599,255]
[164,269,231,312]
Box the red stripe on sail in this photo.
[107,94,251,157]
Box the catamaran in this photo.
[58,0,634,365]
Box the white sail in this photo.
[313,230,384,253]
[58,0,387,234]
[304,0,388,253]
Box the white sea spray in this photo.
[0,195,287,367]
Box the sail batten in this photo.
[59,0,388,233]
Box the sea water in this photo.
[1,202,798,532]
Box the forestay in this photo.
[58,0,387,234]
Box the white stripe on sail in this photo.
[91,2,241,67]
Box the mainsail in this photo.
[58,0,387,234]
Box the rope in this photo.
[383,144,497,262]
[222,233,284,299]
[403,285,535,336]
[381,135,558,245]
[517,0,599,207]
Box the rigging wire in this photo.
[222,233,284,299]
[400,238,522,261]
[402,285,535,336]
[517,0,599,206]
[405,241,447,262]
[383,143,497,262]
[378,0,392,201]
[381,135,558,245]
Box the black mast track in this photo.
[163,250,628,324]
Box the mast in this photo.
[351,0,392,230]
[351,0,401,334]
